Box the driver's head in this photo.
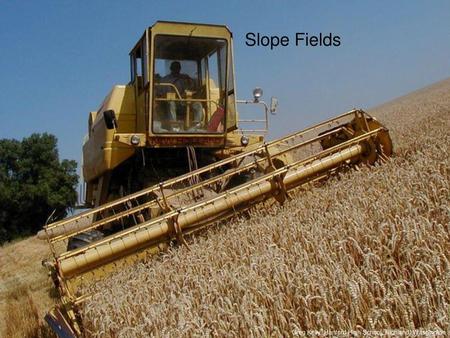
[170,61,181,75]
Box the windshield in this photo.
[152,35,227,134]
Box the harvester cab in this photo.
[39,21,393,338]
[82,22,272,208]
[133,22,235,136]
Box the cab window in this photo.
[130,36,149,92]
[152,35,227,134]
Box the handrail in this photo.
[237,99,270,134]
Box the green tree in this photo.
[0,133,78,244]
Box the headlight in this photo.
[241,135,249,146]
[253,87,263,102]
[130,135,140,146]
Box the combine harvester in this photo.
[38,21,393,337]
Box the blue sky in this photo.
[0,0,449,167]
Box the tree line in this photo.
[0,133,78,244]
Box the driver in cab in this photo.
[159,61,203,128]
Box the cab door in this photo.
[130,31,150,134]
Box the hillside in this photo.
[81,78,450,336]
[0,236,53,337]
[1,78,449,337]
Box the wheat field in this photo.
[80,79,450,337]
[0,236,54,337]
[1,79,448,338]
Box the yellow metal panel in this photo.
[150,21,232,39]
[83,85,137,182]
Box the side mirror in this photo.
[270,97,278,114]
[104,110,118,130]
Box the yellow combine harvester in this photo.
[38,21,393,337]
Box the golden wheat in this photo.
[0,235,55,337]
[80,79,450,337]
[2,79,448,337]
